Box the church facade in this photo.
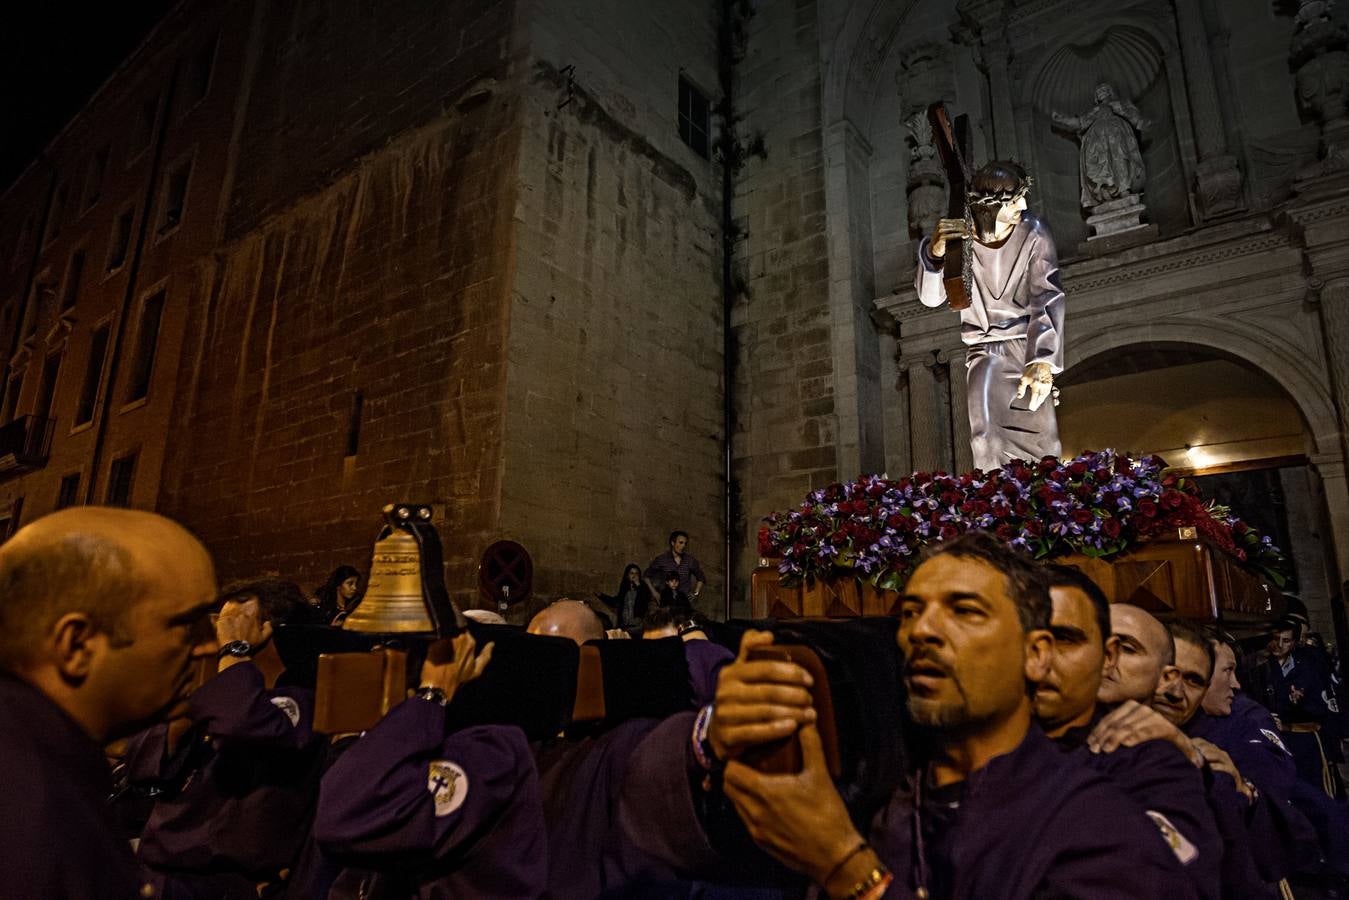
[0,0,1346,630]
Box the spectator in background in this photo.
[601,563,655,631]
[658,572,692,616]
[313,565,362,624]
[644,530,705,606]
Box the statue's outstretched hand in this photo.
[1016,362,1054,412]
[929,217,967,259]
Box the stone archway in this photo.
[1058,337,1343,636]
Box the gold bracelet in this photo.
[846,866,892,900]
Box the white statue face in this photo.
[992,195,1027,238]
[1095,84,1114,104]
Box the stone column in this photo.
[946,345,974,474]
[1172,0,1244,217]
[1317,278,1349,436]
[906,355,943,472]
[823,119,884,479]
[1309,454,1349,585]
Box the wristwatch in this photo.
[217,640,254,659]
[416,685,449,706]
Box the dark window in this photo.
[158,160,191,233]
[2,374,23,424]
[24,280,55,340]
[62,249,85,310]
[46,182,70,244]
[75,323,110,426]
[187,33,218,106]
[84,146,110,209]
[126,290,165,403]
[345,391,364,457]
[106,452,137,506]
[108,208,134,270]
[56,473,81,509]
[678,76,711,160]
[130,96,158,159]
[35,352,61,422]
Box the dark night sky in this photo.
[1,3,175,192]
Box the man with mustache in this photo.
[0,508,220,899]
[623,533,1185,898]
[1033,566,1220,898]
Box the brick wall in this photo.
[158,0,525,602]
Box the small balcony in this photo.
[0,415,55,477]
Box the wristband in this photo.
[691,703,719,772]
[217,640,254,659]
[416,685,449,706]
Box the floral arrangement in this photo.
[758,449,1288,591]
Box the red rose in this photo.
[939,524,959,541]
[1072,509,1094,524]
[1161,491,1184,510]
[1024,519,1044,536]
[1137,499,1158,518]
[1068,461,1088,477]
[1102,518,1122,539]
[995,523,1016,541]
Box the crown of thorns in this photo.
[967,176,1033,206]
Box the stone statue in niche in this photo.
[1052,82,1156,247]
[1052,82,1149,206]
[904,110,947,239]
[1289,0,1349,173]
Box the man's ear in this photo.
[1102,635,1121,680]
[48,613,101,682]
[1024,628,1054,684]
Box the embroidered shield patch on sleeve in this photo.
[427,760,469,818]
[269,696,301,727]
[1258,728,1291,754]
[1146,810,1199,865]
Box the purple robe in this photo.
[1055,714,1221,899]
[684,640,733,707]
[314,698,548,899]
[0,672,147,899]
[621,713,1186,898]
[868,727,1190,899]
[1188,694,1344,879]
[136,662,324,899]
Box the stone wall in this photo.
[729,0,837,613]
[502,0,725,613]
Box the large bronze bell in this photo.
[342,503,463,634]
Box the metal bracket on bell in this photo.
[342,503,466,636]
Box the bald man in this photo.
[0,508,219,899]
[528,599,606,645]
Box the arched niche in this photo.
[1022,22,1191,252]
